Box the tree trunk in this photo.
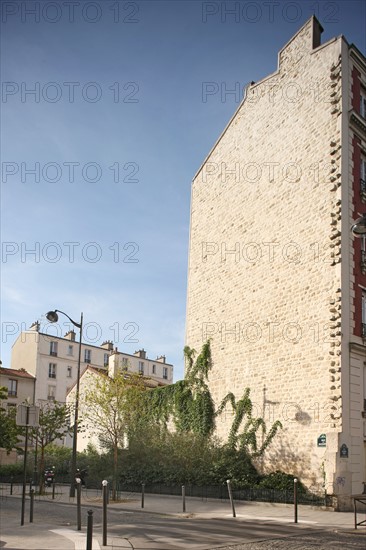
[39,444,45,495]
[112,443,118,501]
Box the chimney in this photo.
[134,349,147,359]
[64,330,76,342]
[101,340,114,351]
[29,321,40,332]
[156,355,166,363]
[312,16,323,49]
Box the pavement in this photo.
[0,484,365,549]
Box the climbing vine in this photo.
[144,341,215,436]
[216,388,282,457]
[143,340,281,456]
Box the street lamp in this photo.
[46,308,83,497]
[351,214,366,236]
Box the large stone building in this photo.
[185,17,366,509]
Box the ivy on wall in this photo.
[145,341,282,456]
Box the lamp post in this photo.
[351,214,366,237]
[46,309,83,497]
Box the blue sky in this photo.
[1,0,366,380]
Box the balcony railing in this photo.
[8,390,17,397]
[362,323,366,339]
[50,351,58,357]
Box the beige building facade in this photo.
[10,322,114,405]
[185,17,366,509]
[0,367,36,464]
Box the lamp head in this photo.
[46,310,58,323]
[351,214,366,237]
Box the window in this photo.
[8,379,17,397]
[362,236,366,274]
[362,291,366,338]
[48,386,56,401]
[48,363,57,379]
[361,90,366,119]
[50,341,58,357]
[152,364,156,374]
[84,349,91,363]
[67,345,74,356]
[67,366,72,378]
[163,367,168,380]
[122,357,128,371]
[104,353,109,366]
[361,156,366,198]
[138,361,144,375]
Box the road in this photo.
[1,494,365,549]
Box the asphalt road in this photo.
[1,496,366,550]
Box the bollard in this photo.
[52,482,55,500]
[226,480,236,518]
[102,480,108,546]
[294,478,298,524]
[86,510,93,550]
[29,479,33,495]
[182,485,186,513]
[141,483,145,509]
[76,479,81,531]
[10,477,13,496]
[30,489,34,523]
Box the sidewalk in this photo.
[1,486,365,549]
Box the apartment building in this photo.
[108,348,173,384]
[11,322,174,405]
[0,366,36,464]
[185,17,366,510]
[10,322,113,404]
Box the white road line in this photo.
[224,514,318,524]
[51,528,101,549]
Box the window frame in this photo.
[48,363,57,379]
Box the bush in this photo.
[258,471,307,492]
[0,463,23,478]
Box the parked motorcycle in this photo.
[44,468,55,487]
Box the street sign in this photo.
[317,434,326,447]
[16,404,39,427]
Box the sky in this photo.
[1,0,366,381]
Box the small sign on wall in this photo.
[317,434,326,447]
[340,444,349,458]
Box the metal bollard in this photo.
[227,480,236,518]
[182,485,186,513]
[294,478,298,523]
[76,479,81,531]
[30,489,34,523]
[102,480,108,546]
[86,510,93,550]
[52,482,55,500]
[10,477,13,496]
[141,483,145,509]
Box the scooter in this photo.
[44,468,55,488]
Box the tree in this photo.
[29,401,72,494]
[82,371,147,500]
[0,386,21,453]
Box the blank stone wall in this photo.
[186,17,344,491]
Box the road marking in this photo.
[51,528,101,549]
[224,514,318,524]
